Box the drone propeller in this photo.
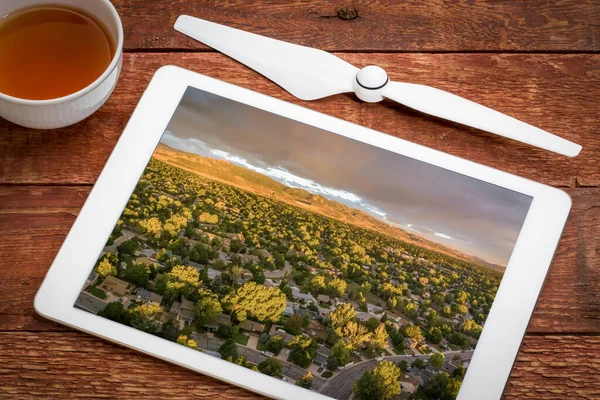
[174,15,581,157]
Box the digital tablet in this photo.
[35,66,571,400]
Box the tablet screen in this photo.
[76,86,532,399]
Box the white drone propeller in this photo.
[174,15,581,157]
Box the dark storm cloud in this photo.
[162,87,532,266]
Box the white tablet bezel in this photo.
[35,66,571,400]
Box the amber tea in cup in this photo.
[0,6,115,100]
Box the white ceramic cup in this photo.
[0,0,123,129]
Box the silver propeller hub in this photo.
[354,66,389,103]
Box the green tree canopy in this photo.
[354,361,401,400]
[98,301,129,324]
[129,303,162,333]
[258,357,282,377]
[330,303,356,329]
[156,265,202,302]
[344,321,371,350]
[288,335,318,368]
[296,371,313,389]
[96,258,117,278]
[194,288,223,328]
[429,353,445,368]
[223,282,286,323]
[124,262,150,287]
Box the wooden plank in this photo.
[505,335,600,399]
[0,186,598,334]
[111,0,600,52]
[0,332,598,399]
[1,53,599,187]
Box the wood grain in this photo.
[1,53,599,186]
[110,0,600,52]
[0,332,598,399]
[1,186,598,334]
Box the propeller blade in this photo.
[174,15,358,101]
[382,81,581,157]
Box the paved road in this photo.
[319,350,473,400]
[264,261,293,279]
[194,334,326,390]
[114,229,137,246]
[237,345,326,389]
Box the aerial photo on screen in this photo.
[76,87,532,400]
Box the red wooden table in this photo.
[1,1,599,398]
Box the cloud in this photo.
[162,131,390,221]
[434,232,454,240]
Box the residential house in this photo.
[187,260,203,271]
[239,254,260,265]
[317,294,331,304]
[206,313,232,330]
[135,255,157,267]
[400,377,420,394]
[313,353,328,367]
[102,245,117,255]
[170,298,195,324]
[137,289,163,306]
[137,249,156,258]
[356,311,381,322]
[207,268,221,279]
[239,320,265,334]
[283,305,295,316]
[291,287,316,303]
[317,345,331,358]
[367,303,384,314]
[99,276,128,296]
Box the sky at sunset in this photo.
[160,87,532,266]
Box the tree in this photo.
[266,335,285,355]
[139,217,162,238]
[309,275,326,294]
[354,361,401,400]
[344,321,371,350]
[117,239,137,255]
[427,327,443,344]
[429,353,445,368]
[194,288,223,328]
[288,335,317,368]
[369,324,389,354]
[412,358,425,369]
[258,357,282,377]
[296,371,313,389]
[98,301,129,324]
[330,303,356,329]
[390,331,405,348]
[215,323,235,340]
[363,317,381,332]
[414,372,462,400]
[159,318,181,341]
[463,319,483,338]
[223,282,286,323]
[397,360,409,373]
[326,278,347,297]
[403,325,423,342]
[156,265,201,302]
[129,303,162,333]
[124,263,150,287]
[96,258,117,278]
[284,314,305,335]
[219,339,239,360]
[176,335,197,349]
[330,340,351,367]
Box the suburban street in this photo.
[319,350,474,399]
